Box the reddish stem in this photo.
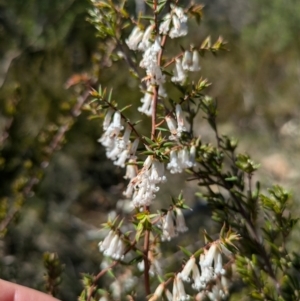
[143,224,151,296]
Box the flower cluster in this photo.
[148,243,231,301]
[140,37,165,85]
[165,104,187,139]
[182,50,201,72]
[98,230,126,260]
[172,50,201,84]
[176,243,229,293]
[159,5,188,38]
[126,24,165,86]
[123,156,167,207]
[99,5,201,210]
[161,208,188,241]
[98,110,140,169]
[167,146,197,174]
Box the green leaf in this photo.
[119,8,129,18]
[203,230,213,243]
[156,127,169,132]
[119,104,132,112]
[107,88,113,103]
[178,246,192,257]
[225,176,238,182]
[139,150,155,156]
[155,0,167,13]
[139,15,154,20]
[128,256,143,265]
[143,136,155,145]
[135,222,143,242]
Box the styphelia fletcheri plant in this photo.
[79,0,300,300]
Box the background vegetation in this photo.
[0,0,299,300]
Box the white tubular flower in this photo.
[119,125,132,149]
[113,111,122,129]
[178,148,193,169]
[132,186,146,207]
[172,275,190,301]
[169,14,188,39]
[114,149,129,167]
[192,264,204,291]
[175,208,188,233]
[159,13,172,35]
[138,25,153,51]
[144,155,153,168]
[171,58,187,83]
[98,133,115,153]
[130,138,139,156]
[106,111,123,137]
[149,283,165,301]
[138,91,152,116]
[162,211,177,241]
[202,244,217,268]
[158,84,167,98]
[167,150,182,174]
[106,142,122,160]
[166,115,177,133]
[173,5,188,22]
[123,182,134,198]
[165,289,173,301]
[103,233,119,257]
[150,160,167,183]
[175,104,187,136]
[124,157,138,179]
[110,125,131,160]
[152,37,161,52]
[100,111,124,157]
[151,64,166,85]
[99,230,115,252]
[200,266,214,285]
[172,276,179,301]
[179,257,195,282]
[113,236,126,260]
[214,252,226,275]
[182,51,192,71]
[103,108,114,130]
[126,26,144,50]
[166,116,178,140]
[189,50,201,72]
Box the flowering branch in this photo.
[83,1,299,300]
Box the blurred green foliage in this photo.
[0,0,300,300]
